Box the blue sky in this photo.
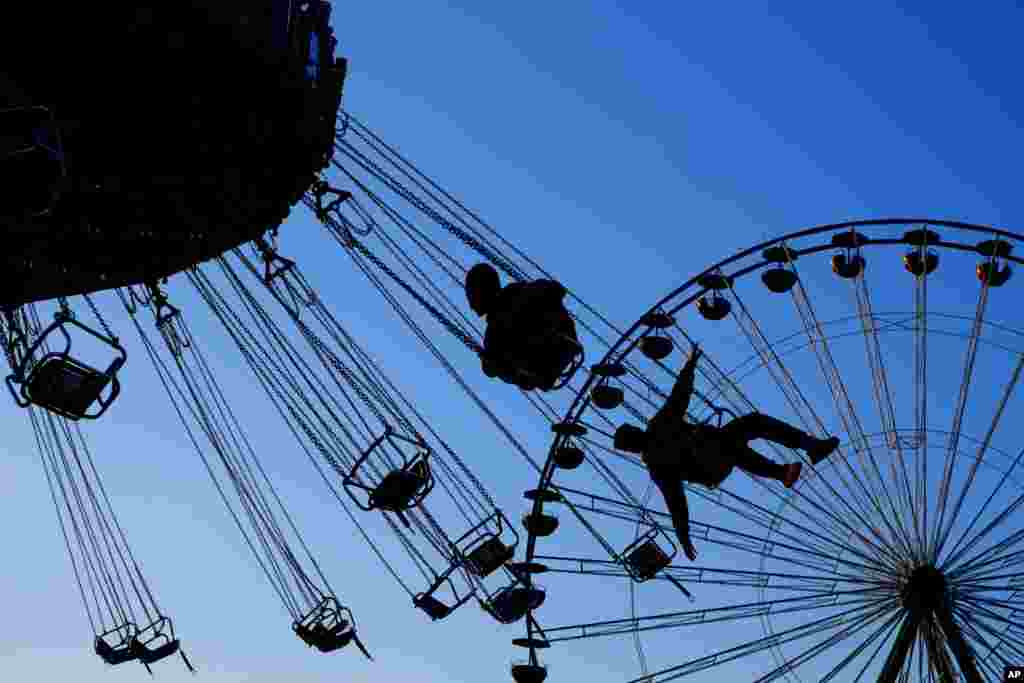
[3,2,1024,681]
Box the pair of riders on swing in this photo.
[465,263,840,560]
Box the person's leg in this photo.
[732,444,786,480]
[719,412,809,449]
[721,412,839,464]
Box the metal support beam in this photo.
[934,601,984,683]
[877,609,921,683]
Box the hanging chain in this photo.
[335,232,483,354]
[327,145,527,282]
[83,293,117,341]
[57,296,72,319]
[294,318,392,429]
[0,309,22,373]
[144,282,188,357]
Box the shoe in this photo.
[806,436,840,465]
[782,462,802,488]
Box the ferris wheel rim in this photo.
[517,217,1024,681]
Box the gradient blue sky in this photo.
[2,2,1023,681]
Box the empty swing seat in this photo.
[26,356,115,419]
[626,540,672,581]
[8,314,127,420]
[466,536,515,578]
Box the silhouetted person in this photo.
[465,263,580,391]
[614,342,839,561]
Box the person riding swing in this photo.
[465,263,581,391]
[614,342,840,561]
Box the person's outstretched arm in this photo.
[663,342,702,418]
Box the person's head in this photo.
[466,263,501,316]
[614,423,648,454]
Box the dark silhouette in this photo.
[465,263,581,391]
[614,342,839,561]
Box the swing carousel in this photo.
[2,4,1023,682]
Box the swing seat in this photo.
[414,593,453,620]
[294,596,367,654]
[95,636,137,666]
[369,458,431,512]
[296,621,353,653]
[24,356,120,420]
[484,585,546,624]
[343,427,434,515]
[131,637,180,664]
[7,313,126,420]
[465,536,515,578]
[625,540,672,581]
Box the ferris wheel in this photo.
[511,219,1024,682]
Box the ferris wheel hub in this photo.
[900,565,947,613]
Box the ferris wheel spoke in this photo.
[946,510,1024,579]
[962,601,1024,671]
[672,333,903,557]
[838,609,906,683]
[535,555,889,592]
[622,596,894,683]
[541,590,890,644]
[912,262,931,561]
[933,353,1024,565]
[955,595,1024,642]
[753,601,898,683]
[788,277,918,563]
[717,484,886,569]
[555,485,892,576]
[939,441,1024,572]
[951,604,1024,672]
[724,296,886,527]
[930,281,990,561]
[852,275,924,566]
